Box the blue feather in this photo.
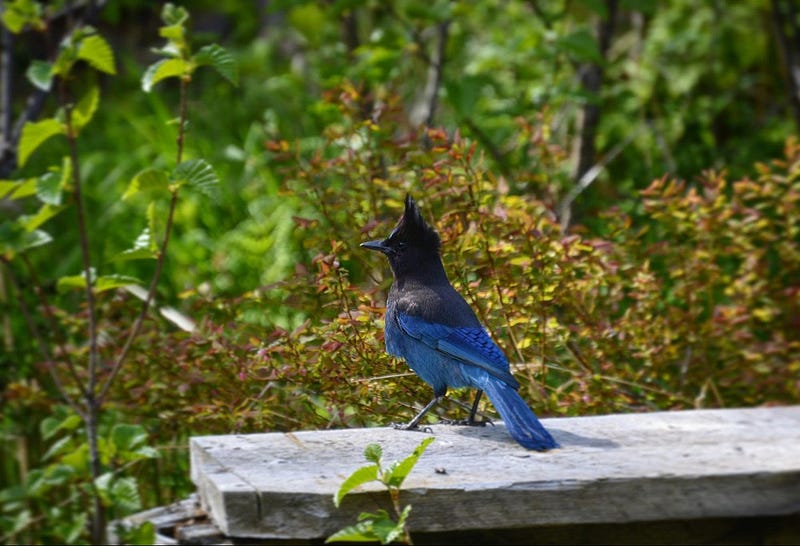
[362,195,559,451]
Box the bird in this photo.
[361,194,559,451]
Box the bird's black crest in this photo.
[387,195,441,252]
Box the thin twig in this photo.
[60,82,100,398]
[98,75,189,403]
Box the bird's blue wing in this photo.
[396,313,519,387]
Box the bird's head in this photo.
[361,194,442,278]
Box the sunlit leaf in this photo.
[333,464,378,508]
[109,228,157,262]
[26,60,53,91]
[20,203,67,231]
[1,0,44,33]
[72,85,100,130]
[57,271,141,293]
[123,168,170,200]
[173,158,219,197]
[0,178,37,200]
[142,58,187,92]
[18,118,66,167]
[77,34,116,74]
[384,437,434,488]
[159,23,185,42]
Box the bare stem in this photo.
[60,82,99,398]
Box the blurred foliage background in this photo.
[1,0,799,542]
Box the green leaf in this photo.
[333,464,378,508]
[18,118,66,167]
[57,269,96,292]
[371,506,409,545]
[9,509,33,536]
[110,424,147,453]
[173,158,219,197]
[118,521,156,545]
[20,203,68,231]
[64,512,88,543]
[159,23,185,43]
[108,228,157,262]
[0,178,38,200]
[1,0,44,33]
[134,445,160,459]
[325,522,381,543]
[41,412,82,440]
[161,3,189,25]
[42,435,74,461]
[147,201,161,244]
[72,85,100,130]
[95,472,115,506]
[77,34,116,74]
[61,442,89,470]
[194,44,239,85]
[384,437,434,488]
[43,463,77,486]
[123,168,170,199]
[111,477,142,512]
[364,443,382,464]
[142,58,187,92]
[96,275,142,293]
[37,172,63,205]
[326,509,406,544]
[0,223,52,258]
[57,270,141,293]
[26,60,53,91]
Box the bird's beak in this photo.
[360,240,390,254]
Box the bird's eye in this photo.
[396,241,408,251]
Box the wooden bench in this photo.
[122,406,800,544]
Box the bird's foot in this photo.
[391,422,433,433]
[438,417,494,427]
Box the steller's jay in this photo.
[361,195,558,451]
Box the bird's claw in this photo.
[391,422,433,433]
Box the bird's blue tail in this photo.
[483,380,559,451]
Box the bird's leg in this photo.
[438,390,494,427]
[392,396,442,432]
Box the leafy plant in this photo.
[0,407,158,544]
[328,437,434,545]
[0,2,236,542]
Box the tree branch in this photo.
[417,20,450,129]
[771,0,800,131]
[564,0,618,229]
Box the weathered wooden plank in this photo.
[189,406,800,540]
